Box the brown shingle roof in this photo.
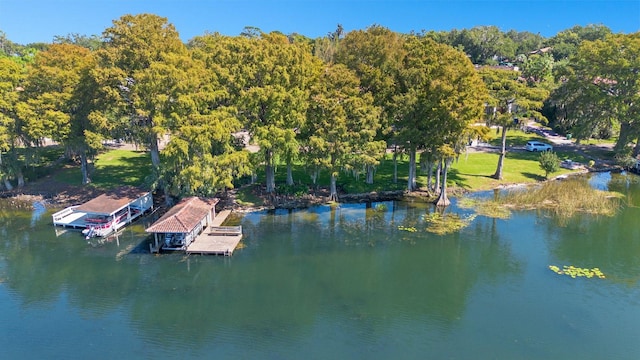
[146,197,219,233]
[75,186,150,215]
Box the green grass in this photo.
[487,129,547,147]
[52,149,151,189]
[246,148,590,195]
[253,155,409,194]
[235,185,264,207]
[576,137,617,146]
[38,143,604,199]
[449,150,584,191]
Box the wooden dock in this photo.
[185,210,243,256]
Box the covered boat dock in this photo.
[52,186,153,237]
[146,197,242,256]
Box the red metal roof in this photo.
[146,197,219,233]
[75,186,150,215]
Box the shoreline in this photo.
[0,164,619,214]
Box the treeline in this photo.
[0,16,638,205]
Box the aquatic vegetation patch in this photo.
[424,212,477,235]
[548,265,606,279]
[502,178,621,219]
[374,204,388,212]
[458,197,511,219]
[462,178,621,222]
[397,226,417,232]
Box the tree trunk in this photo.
[149,132,161,172]
[427,160,434,192]
[3,179,12,191]
[633,135,640,158]
[164,187,173,207]
[493,126,507,180]
[435,160,441,195]
[80,151,91,185]
[286,161,294,186]
[329,172,338,201]
[16,168,24,188]
[265,149,275,193]
[365,165,374,185]
[393,146,398,184]
[407,147,417,192]
[615,122,632,152]
[435,159,451,207]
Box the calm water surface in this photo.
[1,173,640,359]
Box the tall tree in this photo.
[556,33,640,154]
[395,36,487,198]
[546,24,612,61]
[480,67,549,180]
[98,13,188,175]
[18,44,104,185]
[304,64,381,200]
[53,33,102,51]
[453,26,516,64]
[0,56,25,189]
[235,32,317,193]
[522,53,554,85]
[336,25,405,183]
[158,53,251,198]
[505,30,545,57]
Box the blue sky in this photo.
[1,0,638,44]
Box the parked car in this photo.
[525,141,553,152]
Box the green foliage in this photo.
[446,26,517,64]
[614,152,638,170]
[549,33,640,151]
[539,151,560,179]
[304,63,381,199]
[546,24,612,61]
[522,53,554,84]
[4,20,639,200]
[480,66,550,179]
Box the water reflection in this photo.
[1,174,640,358]
[31,201,46,227]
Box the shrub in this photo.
[276,183,308,197]
[539,151,559,179]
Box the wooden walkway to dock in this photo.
[185,210,243,256]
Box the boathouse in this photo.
[52,186,153,237]
[146,197,219,251]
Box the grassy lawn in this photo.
[487,129,547,147]
[42,143,602,200]
[52,149,151,189]
[245,147,587,196]
[449,150,581,191]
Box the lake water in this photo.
[1,172,640,359]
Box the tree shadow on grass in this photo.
[92,152,152,189]
[446,168,488,190]
[521,172,546,181]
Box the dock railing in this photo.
[52,206,80,223]
[209,225,242,236]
